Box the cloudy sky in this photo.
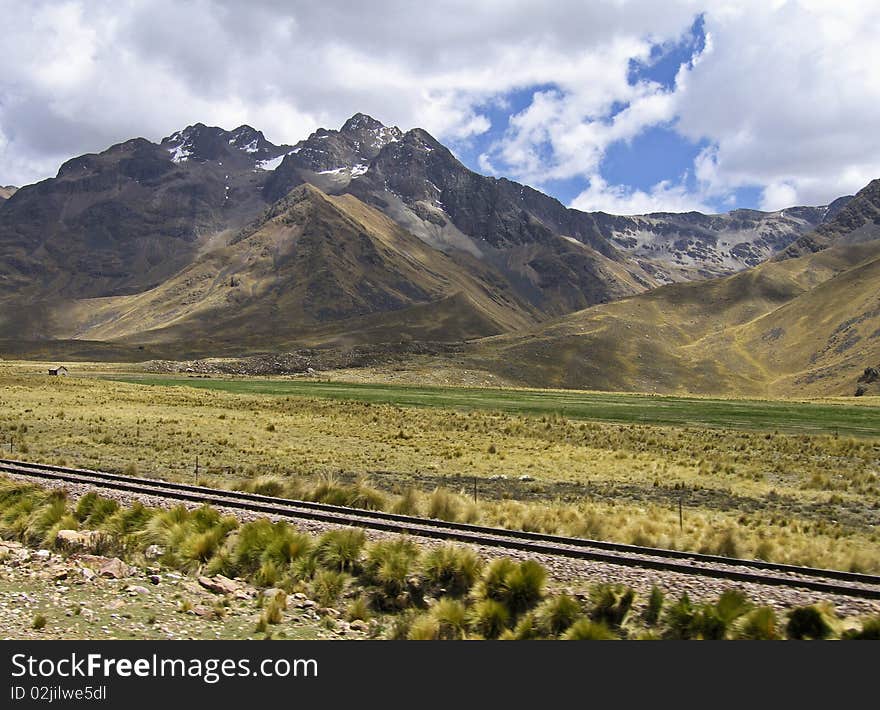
[1,0,878,214]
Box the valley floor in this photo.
[0,361,877,575]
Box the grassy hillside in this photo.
[43,185,540,351]
[467,240,880,396]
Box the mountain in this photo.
[47,184,539,353]
[599,205,838,282]
[0,112,868,367]
[0,125,290,300]
[0,186,16,201]
[776,179,880,259]
[466,238,880,396]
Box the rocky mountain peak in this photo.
[341,112,385,133]
[160,123,284,163]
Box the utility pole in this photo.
[678,497,683,532]
[473,476,478,504]
[195,455,200,484]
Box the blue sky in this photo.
[448,15,760,213]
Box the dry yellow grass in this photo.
[0,363,877,572]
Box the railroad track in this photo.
[2,458,879,600]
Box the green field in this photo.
[108,376,880,438]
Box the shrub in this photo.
[469,599,510,639]
[501,560,547,617]
[387,611,418,640]
[430,598,468,640]
[421,545,482,597]
[786,606,833,640]
[316,528,366,573]
[473,558,546,618]
[590,584,635,628]
[843,616,880,640]
[310,569,349,608]
[535,595,582,637]
[391,488,420,516]
[249,477,285,497]
[562,618,616,640]
[643,586,664,626]
[100,502,153,537]
[736,607,780,640]
[361,538,421,609]
[506,612,540,640]
[407,615,440,640]
[663,594,697,639]
[32,613,48,631]
[347,596,372,623]
[427,488,461,522]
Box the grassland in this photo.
[108,375,880,438]
[1,363,878,573]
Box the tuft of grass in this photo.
[473,558,546,618]
[316,528,366,573]
[786,606,833,640]
[590,584,635,628]
[534,595,582,637]
[421,545,482,597]
[843,615,880,640]
[310,569,349,608]
[562,618,616,640]
[468,599,510,639]
[263,591,287,624]
[663,594,697,639]
[643,585,664,626]
[736,607,780,640]
[346,595,372,623]
[249,477,285,497]
[32,613,48,631]
[426,488,461,522]
[430,598,469,640]
[361,538,421,609]
[391,488,420,516]
[407,615,440,640]
[505,612,540,640]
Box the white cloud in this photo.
[0,0,877,217]
[759,182,798,212]
[0,0,697,186]
[570,174,712,215]
[675,1,880,206]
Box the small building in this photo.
[48,366,69,377]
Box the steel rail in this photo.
[2,458,878,599]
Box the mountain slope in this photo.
[777,179,880,259]
[42,184,539,353]
[468,239,880,396]
[0,126,290,299]
[0,186,15,202]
